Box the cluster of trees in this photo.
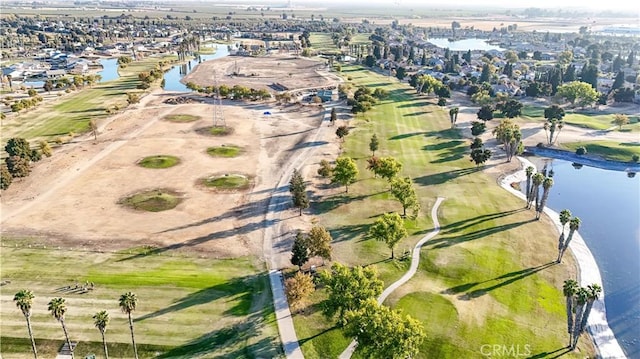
[13,289,140,359]
[289,169,309,215]
[319,263,425,358]
[117,55,133,68]
[556,209,581,263]
[543,105,565,145]
[185,82,271,101]
[136,68,164,89]
[562,279,601,349]
[10,94,43,112]
[347,86,387,113]
[492,119,523,162]
[469,137,492,167]
[524,166,554,220]
[2,137,52,190]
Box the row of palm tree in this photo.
[13,289,139,359]
[524,165,554,219]
[556,209,582,263]
[562,279,602,349]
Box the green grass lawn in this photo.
[163,114,201,123]
[3,56,175,142]
[137,155,181,168]
[293,65,594,358]
[119,188,182,212]
[203,174,251,190]
[0,238,281,358]
[560,140,640,162]
[207,145,243,158]
[309,33,371,55]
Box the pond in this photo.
[163,44,230,92]
[521,157,640,357]
[427,37,505,51]
[97,58,119,82]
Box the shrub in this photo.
[0,165,12,190]
[536,142,545,148]
[575,146,587,155]
[471,121,486,136]
[632,154,639,163]
[5,156,30,177]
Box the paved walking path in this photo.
[263,104,343,359]
[339,197,446,359]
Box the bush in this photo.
[536,142,545,148]
[632,154,639,163]
[471,121,486,136]
[575,146,587,155]
[5,156,30,177]
[0,165,12,190]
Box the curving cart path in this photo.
[338,197,446,359]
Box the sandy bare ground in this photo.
[182,54,335,91]
[0,86,337,260]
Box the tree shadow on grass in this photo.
[438,208,527,235]
[156,310,281,358]
[423,140,467,164]
[442,262,556,300]
[329,222,370,243]
[423,128,463,140]
[389,131,427,140]
[526,346,572,359]
[311,191,381,215]
[426,218,537,250]
[135,273,268,322]
[413,167,480,186]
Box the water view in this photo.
[522,157,640,356]
[163,44,230,92]
[96,58,119,82]
[427,37,505,51]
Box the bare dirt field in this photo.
[182,54,336,91]
[0,87,342,261]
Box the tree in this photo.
[1,165,13,190]
[527,172,544,210]
[470,148,492,167]
[332,157,358,192]
[524,166,534,204]
[557,81,598,107]
[611,71,625,92]
[613,114,629,130]
[471,121,486,136]
[89,119,98,141]
[449,107,459,128]
[285,272,315,312]
[536,177,553,219]
[319,263,383,325]
[126,93,140,105]
[369,212,408,259]
[93,310,110,359]
[330,107,337,126]
[366,156,381,178]
[500,99,523,118]
[395,66,407,80]
[306,225,333,263]
[291,232,310,269]
[119,292,139,359]
[336,125,349,142]
[6,156,31,178]
[289,169,309,216]
[562,279,578,347]
[48,298,74,359]
[492,119,522,162]
[416,74,442,95]
[558,50,573,66]
[558,217,581,263]
[471,90,492,106]
[317,159,333,179]
[5,137,33,159]
[390,177,420,218]
[578,284,602,335]
[479,63,492,83]
[559,209,572,238]
[343,298,425,359]
[14,289,38,359]
[369,134,379,156]
[571,287,590,349]
[377,156,402,182]
[476,105,494,122]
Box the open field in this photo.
[309,33,371,55]
[1,55,175,142]
[293,65,594,358]
[0,238,278,358]
[182,55,335,91]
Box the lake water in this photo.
[521,157,640,356]
[97,58,119,82]
[163,44,230,92]
[427,37,505,52]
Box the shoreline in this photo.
[499,156,627,359]
[525,146,640,173]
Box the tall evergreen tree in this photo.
[291,231,310,269]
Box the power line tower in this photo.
[212,71,226,128]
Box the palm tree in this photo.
[93,310,110,359]
[562,280,578,347]
[527,173,544,209]
[14,289,38,359]
[48,298,74,359]
[558,217,581,263]
[559,209,572,236]
[579,284,602,334]
[119,292,139,359]
[536,177,554,219]
[572,287,590,349]
[524,166,534,205]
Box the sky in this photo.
[292,0,640,12]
